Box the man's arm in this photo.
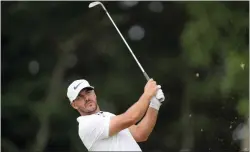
[129,90,165,142]
[129,107,158,142]
[109,79,158,137]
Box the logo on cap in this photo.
[74,82,83,90]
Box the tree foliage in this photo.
[2,1,248,152]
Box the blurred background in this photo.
[1,1,249,152]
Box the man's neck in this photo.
[79,107,100,116]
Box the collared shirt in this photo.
[77,111,142,151]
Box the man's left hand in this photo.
[149,85,165,110]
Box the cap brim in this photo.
[81,86,94,91]
[71,86,94,102]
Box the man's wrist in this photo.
[149,97,161,110]
[142,92,153,101]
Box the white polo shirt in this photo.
[77,111,142,151]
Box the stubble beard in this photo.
[81,101,98,114]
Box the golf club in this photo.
[89,1,150,81]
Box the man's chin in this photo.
[87,105,97,113]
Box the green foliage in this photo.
[237,98,249,117]
[2,1,248,152]
[181,1,248,111]
[180,1,248,150]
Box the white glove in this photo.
[156,86,165,102]
[149,85,165,110]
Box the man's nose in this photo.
[84,95,90,101]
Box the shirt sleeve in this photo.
[78,115,110,150]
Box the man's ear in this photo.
[71,102,78,110]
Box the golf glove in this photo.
[149,85,165,110]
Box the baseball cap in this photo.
[67,79,94,103]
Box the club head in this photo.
[89,2,101,8]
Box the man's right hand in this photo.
[144,79,165,111]
[144,79,158,99]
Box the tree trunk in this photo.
[30,46,70,152]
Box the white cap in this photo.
[67,79,94,103]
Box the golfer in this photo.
[67,78,165,151]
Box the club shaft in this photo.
[102,8,150,81]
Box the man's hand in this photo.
[144,79,158,99]
[156,88,165,102]
[149,87,165,110]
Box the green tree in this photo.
[180,1,248,151]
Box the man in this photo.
[67,78,165,151]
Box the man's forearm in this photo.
[125,93,152,123]
[136,107,158,139]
